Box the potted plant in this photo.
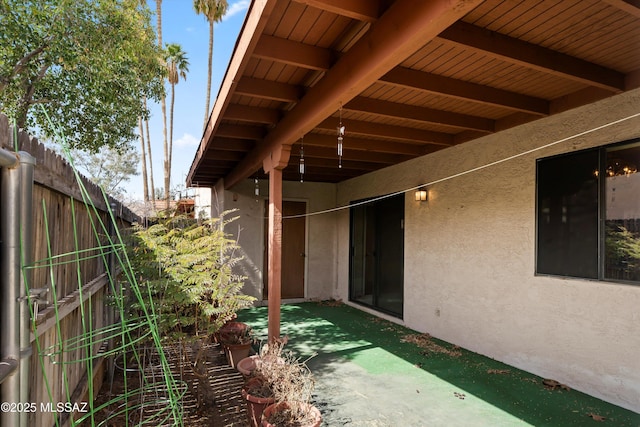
[241,340,284,427]
[262,401,322,427]
[237,354,261,378]
[241,339,321,427]
[242,376,276,427]
[220,322,255,368]
[216,319,244,343]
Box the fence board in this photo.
[0,113,137,427]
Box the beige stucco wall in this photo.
[221,179,338,302]
[193,187,213,219]
[335,88,640,412]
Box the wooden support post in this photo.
[263,144,291,342]
[267,167,282,341]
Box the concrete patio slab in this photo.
[238,302,640,426]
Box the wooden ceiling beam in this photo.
[223,0,484,189]
[602,0,640,18]
[208,137,255,152]
[439,22,625,92]
[302,133,427,156]
[298,144,412,164]
[345,96,495,132]
[192,166,232,176]
[291,0,384,22]
[285,166,366,177]
[235,76,301,102]
[217,123,265,140]
[289,154,383,171]
[315,117,453,146]
[202,150,246,161]
[282,170,359,182]
[224,104,280,124]
[626,69,640,90]
[380,67,549,116]
[549,87,615,115]
[194,161,237,171]
[253,35,333,70]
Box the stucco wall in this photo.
[222,179,338,302]
[193,187,213,219]
[335,88,640,412]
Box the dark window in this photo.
[536,149,599,278]
[536,140,640,284]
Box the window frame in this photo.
[535,138,640,286]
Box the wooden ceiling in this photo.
[187,0,640,188]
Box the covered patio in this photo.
[187,0,640,416]
[236,302,640,426]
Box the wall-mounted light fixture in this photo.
[415,187,428,202]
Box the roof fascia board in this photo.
[187,0,277,187]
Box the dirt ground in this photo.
[82,342,249,426]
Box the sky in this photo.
[126,0,249,200]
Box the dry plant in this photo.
[401,333,462,357]
[253,338,318,425]
[190,339,215,410]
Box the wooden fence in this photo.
[0,113,138,427]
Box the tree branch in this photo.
[16,61,51,128]
[0,38,51,93]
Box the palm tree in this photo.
[155,0,163,47]
[193,0,228,130]
[134,0,158,204]
[163,43,189,207]
[153,0,171,207]
[138,117,149,202]
[143,96,156,200]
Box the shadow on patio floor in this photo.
[238,302,640,427]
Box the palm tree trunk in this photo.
[165,82,176,211]
[203,20,214,130]
[169,83,175,174]
[156,0,170,210]
[156,0,162,47]
[138,116,149,202]
[143,96,156,201]
[162,94,170,210]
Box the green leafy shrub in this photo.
[127,211,255,341]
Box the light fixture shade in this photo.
[415,188,427,202]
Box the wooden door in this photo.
[263,200,306,299]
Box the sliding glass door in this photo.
[349,194,404,318]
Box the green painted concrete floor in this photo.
[238,302,640,427]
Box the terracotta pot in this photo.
[242,378,275,427]
[261,402,322,427]
[216,321,248,344]
[224,341,252,368]
[237,355,260,377]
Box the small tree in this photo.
[126,211,255,408]
[70,144,140,200]
[131,211,255,340]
